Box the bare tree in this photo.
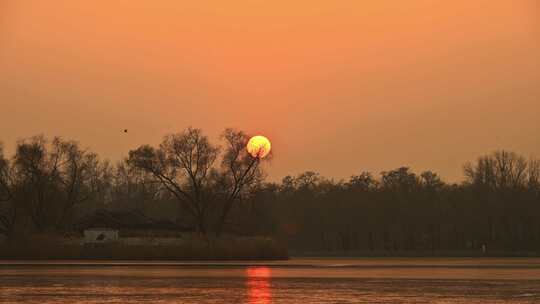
[381,167,420,192]
[294,171,321,190]
[128,128,220,234]
[464,156,495,188]
[128,128,267,236]
[348,172,378,191]
[493,151,528,189]
[464,150,528,189]
[215,129,265,236]
[0,144,11,202]
[110,159,160,210]
[420,171,444,190]
[12,135,59,231]
[527,158,540,191]
[52,138,103,229]
[0,144,17,239]
[11,136,102,231]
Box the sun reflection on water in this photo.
[246,267,272,304]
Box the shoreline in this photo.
[2,257,540,268]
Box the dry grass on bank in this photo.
[0,234,288,260]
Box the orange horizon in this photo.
[1,1,539,182]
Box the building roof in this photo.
[84,228,118,232]
[77,209,192,232]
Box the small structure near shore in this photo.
[77,209,193,238]
[83,228,119,244]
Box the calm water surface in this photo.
[1,258,540,303]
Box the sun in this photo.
[247,135,271,159]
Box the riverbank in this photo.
[0,235,288,260]
[290,250,540,258]
[2,257,540,267]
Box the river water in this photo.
[1,258,540,303]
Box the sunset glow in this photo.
[1,1,538,181]
[247,136,271,159]
[0,1,539,302]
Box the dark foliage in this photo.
[249,152,540,253]
[1,133,539,255]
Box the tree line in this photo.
[0,128,266,240]
[1,129,540,253]
[245,151,540,253]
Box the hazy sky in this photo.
[1,1,539,182]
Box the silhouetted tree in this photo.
[347,172,378,191]
[128,128,267,236]
[464,150,528,189]
[128,128,219,234]
[4,136,105,232]
[0,144,17,239]
[3,131,540,255]
[214,128,265,236]
[12,136,61,231]
[109,159,160,211]
[52,138,103,229]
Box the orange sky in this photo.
[1,1,539,182]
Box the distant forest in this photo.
[1,128,540,254]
